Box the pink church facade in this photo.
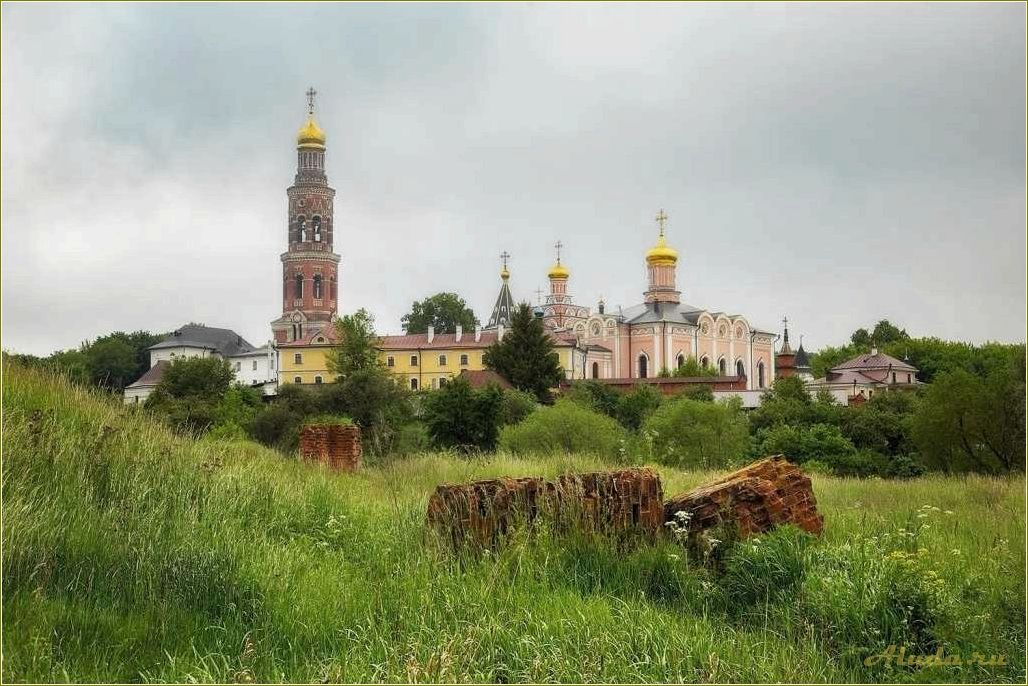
[539,212,777,390]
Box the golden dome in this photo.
[548,261,570,280]
[646,235,678,265]
[500,265,510,280]
[297,116,326,149]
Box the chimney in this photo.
[475,325,482,343]
[498,324,505,342]
[455,324,462,342]
[427,326,435,343]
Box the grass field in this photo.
[2,363,1025,683]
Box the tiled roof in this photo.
[832,351,917,372]
[126,360,169,389]
[458,369,513,390]
[149,325,256,357]
[486,279,516,328]
[379,330,499,350]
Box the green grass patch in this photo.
[2,363,1024,682]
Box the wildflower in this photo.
[951,549,961,556]
[943,510,954,515]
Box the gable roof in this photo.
[149,325,256,357]
[126,360,169,389]
[379,330,499,350]
[458,369,513,390]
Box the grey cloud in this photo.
[2,2,1024,356]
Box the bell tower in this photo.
[272,87,341,344]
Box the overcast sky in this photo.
[2,2,1024,356]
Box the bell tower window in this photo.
[312,216,322,242]
[313,274,323,299]
[297,216,307,242]
[294,274,304,298]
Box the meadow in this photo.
[2,363,1025,683]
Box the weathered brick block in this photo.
[663,455,823,538]
[299,424,362,472]
[426,468,664,548]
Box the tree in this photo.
[326,309,381,380]
[870,320,908,345]
[86,337,139,391]
[154,356,234,400]
[499,399,627,456]
[643,397,750,469]
[329,369,413,456]
[483,302,563,402]
[401,292,479,335]
[423,376,504,451]
[616,383,663,432]
[672,357,718,378]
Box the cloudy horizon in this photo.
[2,2,1025,357]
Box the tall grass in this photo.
[2,363,1024,683]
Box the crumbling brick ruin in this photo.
[298,424,362,472]
[426,468,664,548]
[663,455,823,538]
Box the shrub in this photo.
[498,399,627,457]
[301,414,354,428]
[616,384,663,431]
[249,405,300,450]
[562,381,621,418]
[422,377,503,451]
[677,384,714,402]
[642,396,750,469]
[756,422,856,465]
[498,388,538,426]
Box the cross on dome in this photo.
[655,208,668,237]
[306,87,317,115]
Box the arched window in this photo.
[313,274,322,299]
[312,216,322,242]
[700,355,710,369]
[591,361,599,379]
[638,353,649,379]
[676,354,686,369]
[297,216,307,242]
[736,359,745,377]
[757,361,766,388]
[294,274,303,299]
[718,357,726,375]
[410,378,418,391]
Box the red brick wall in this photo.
[663,455,823,538]
[298,424,361,472]
[579,376,747,395]
[426,468,664,548]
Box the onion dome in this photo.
[645,235,678,265]
[500,264,510,280]
[297,116,326,150]
[547,260,570,280]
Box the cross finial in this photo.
[534,287,545,304]
[655,208,668,237]
[306,87,317,115]
[782,315,789,330]
[554,240,563,264]
[499,250,510,270]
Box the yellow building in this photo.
[277,328,336,385]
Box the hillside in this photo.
[2,363,1025,683]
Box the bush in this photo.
[249,405,301,451]
[642,397,750,469]
[498,388,538,425]
[422,377,503,451]
[677,384,714,402]
[498,399,627,457]
[616,384,663,431]
[562,381,621,418]
[756,422,856,465]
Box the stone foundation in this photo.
[298,423,362,472]
[426,468,663,548]
[663,455,823,538]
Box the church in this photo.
[269,90,778,391]
[532,212,778,390]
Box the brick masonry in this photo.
[426,468,664,548]
[663,455,823,538]
[298,424,362,472]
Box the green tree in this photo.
[616,383,663,432]
[401,292,479,335]
[911,365,1025,473]
[483,302,563,402]
[86,337,139,391]
[329,369,413,456]
[562,380,621,418]
[871,320,909,345]
[423,376,504,451]
[642,397,750,469]
[673,357,719,377]
[153,356,234,400]
[499,399,626,456]
[498,388,538,425]
[326,309,381,380]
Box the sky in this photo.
[2,2,1025,356]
